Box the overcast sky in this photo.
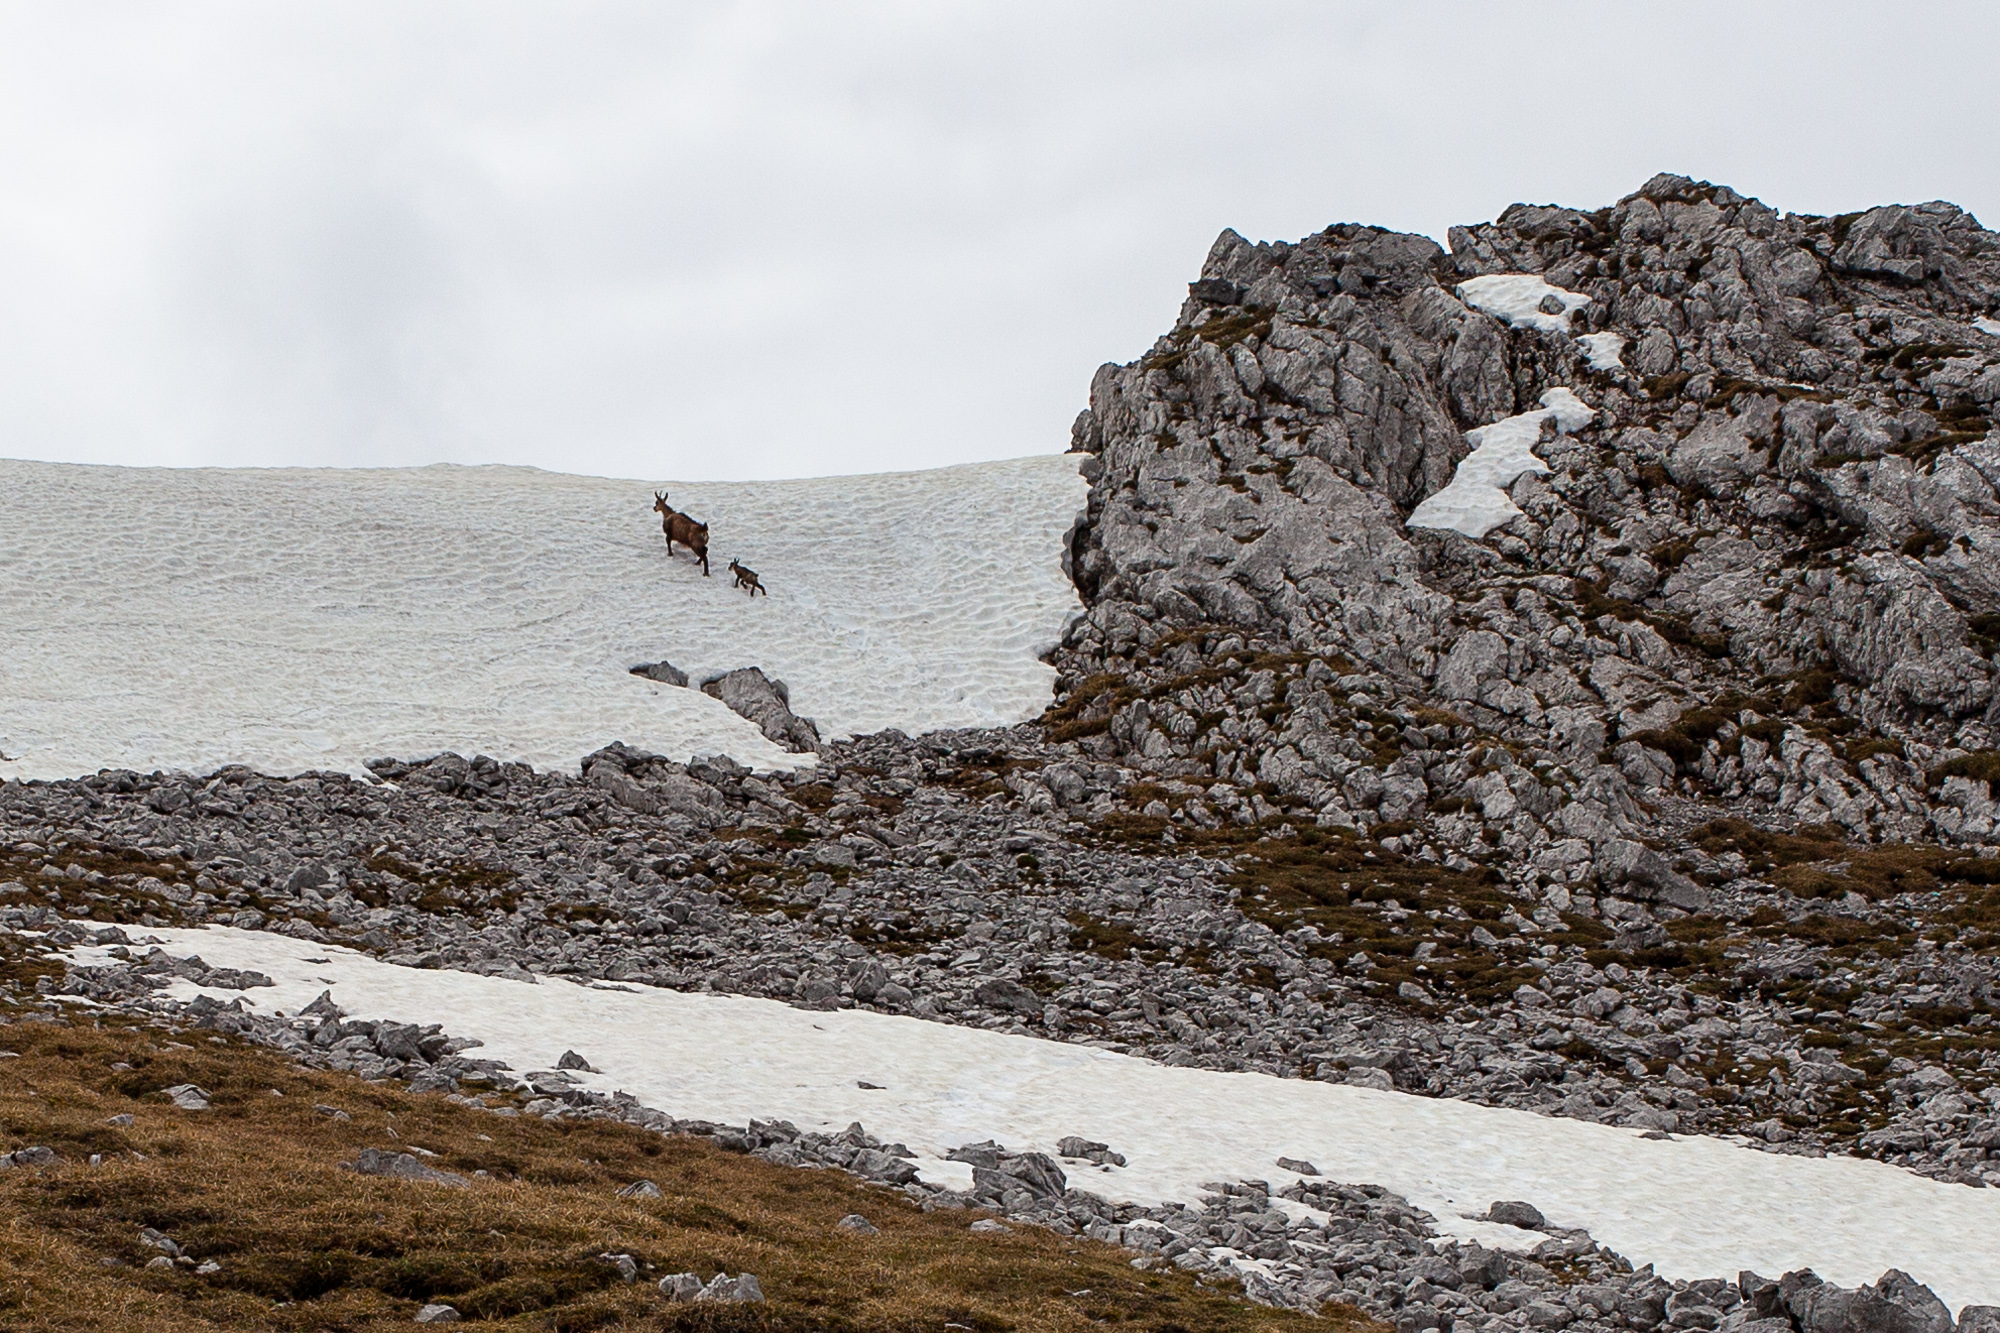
[0,2,1993,482]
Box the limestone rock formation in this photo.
[1058,174,2000,857]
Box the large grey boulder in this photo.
[971,977,1044,1017]
[1594,839,1707,912]
[1783,1269,1955,1333]
[701,667,822,753]
[1959,1306,2000,1333]
[345,1147,470,1188]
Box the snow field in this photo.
[0,455,1086,780]
[1407,388,1593,539]
[63,926,2000,1313]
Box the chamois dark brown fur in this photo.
[652,492,710,576]
[728,558,766,596]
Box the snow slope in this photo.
[0,455,1085,779]
[64,927,2000,1312]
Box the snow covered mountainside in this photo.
[11,175,2000,1330]
[0,454,1085,779]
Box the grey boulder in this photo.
[701,667,822,753]
[160,1084,212,1111]
[1487,1200,1547,1230]
[345,1148,470,1188]
[629,660,690,687]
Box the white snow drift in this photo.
[1407,388,1594,539]
[1457,274,1590,336]
[0,455,1085,780]
[1409,274,1611,541]
[61,927,2000,1313]
[1976,316,2000,338]
[1577,331,1628,371]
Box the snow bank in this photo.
[1407,388,1594,539]
[64,926,2000,1311]
[0,455,1085,779]
[1457,274,1589,335]
[1975,316,2000,337]
[1577,331,1628,371]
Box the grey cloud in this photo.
[0,1,1991,480]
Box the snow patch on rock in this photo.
[1458,274,1590,335]
[1408,388,1595,539]
[1578,331,1628,370]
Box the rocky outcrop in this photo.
[701,668,822,754]
[1057,175,2000,863]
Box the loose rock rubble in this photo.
[7,175,2000,1314]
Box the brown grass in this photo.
[1223,832,1544,1010]
[0,1016,1358,1333]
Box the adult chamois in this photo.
[652,492,710,576]
[727,558,766,596]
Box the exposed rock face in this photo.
[628,661,690,687]
[1060,174,2000,852]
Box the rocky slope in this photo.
[8,175,2000,1327]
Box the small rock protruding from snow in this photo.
[1057,1136,1128,1167]
[1487,1200,1547,1230]
[1457,274,1590,334]
[1957,1305,2000,1333]
[556,1049,595,1072]
[628,660,689,687]
[1276,1156,1320,1177]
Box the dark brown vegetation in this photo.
[0,1016,1358,1333]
